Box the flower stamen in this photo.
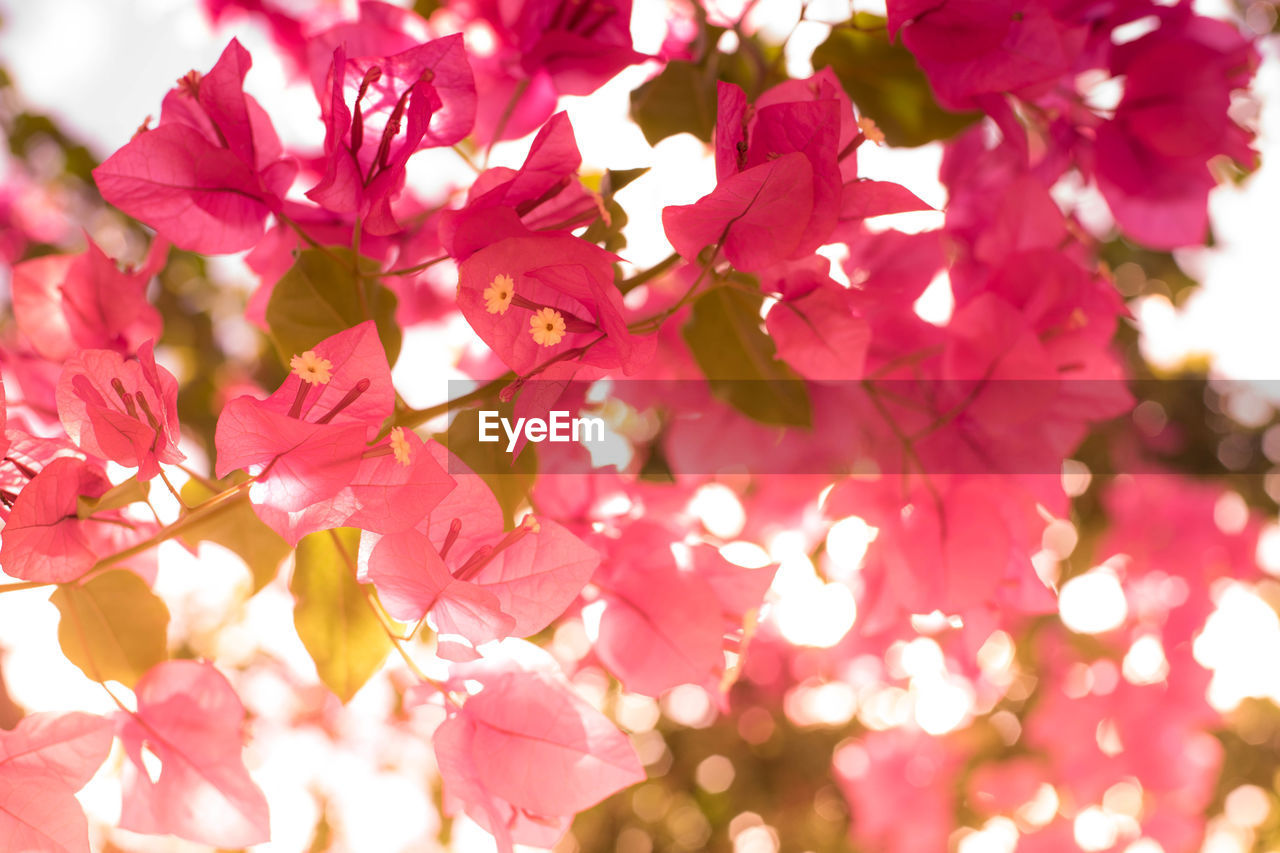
[857,116,885,146]
[389,426,412,466]
[315,378,372,424]
[290,351,334,385]
[483,274,516,315]
[530,307,567,346]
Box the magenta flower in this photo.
[450,0,647,142]
[1093,14,1258,248]
[0,457,156,584]
[664,70,899,272]
[11,236,167,363]
[93,39,297,254]
[307,35,475,234]
[439,112,600,260]
[456,233,648,377]
[214,322,452,544]
[55,342,185,481]
[887,0,1081,109]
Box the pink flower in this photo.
[214,322,452,544]
[56,342,184,481]
[0,456,157,584]
[439,112,600,260]
[93,39,297,254]
[307,35,475,234]
[0,712,115,853]
[665,70,892,272]
[365,442,598,660]
[1094,13,1258,248]
[433,663,644,851]
[447,0,647,142]
[11,236,167,363]
[117,661,270,847]
[456,233,649,378]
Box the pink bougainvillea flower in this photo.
[93,39,297,254]
[589,520,774,696]
[886,0,1083,109]
[839,179,933,222]
[0,711,115,853]
[56,342,184,481]
[445,0,647,142]
[764,276,870,381]
[116,660,270,848]
[11,235,167,363]
[307,35,475,234]
[433,665,645,851]
[365,442,598,659]
[826,474,1055,628]
[1093,14,1258,248]
[215,322,452,543]
[665,71,916,272]
[253,425,455,546]
[440,112,600,260]
[456,233,650,378]
[0,456,158,584]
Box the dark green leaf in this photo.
[630,61,719,145]
[291,528,391,703]
[52,570,169,687]
[266,248,402,367]
[582,168,649,253]
[581,197,630,253]
[813,14,982,147]
[683,286,811,427]
[602,167,650,195]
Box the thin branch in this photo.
[619,252,682,294]
[393,372,517,431]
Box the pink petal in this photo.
[117,661,270,847]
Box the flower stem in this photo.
[392,371,517,431]
[619,252,682,294]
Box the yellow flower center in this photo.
[290,351,333,385]
[530,307,566,346]
[483,274,515,315]
[858,116,885,146]
[389,427,411,467]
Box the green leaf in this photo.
[51,570,169,687]
[582,198,630,253]
[812,14,982,147]
[178,474,290,593]
[630,61,718,145]
[76,476,149,519]
[435,406,537,530]
[602,167,650,195]
[581,167,650,253]
[683,286,811,427]
[266,248,402,367]
[291,528,391,703]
